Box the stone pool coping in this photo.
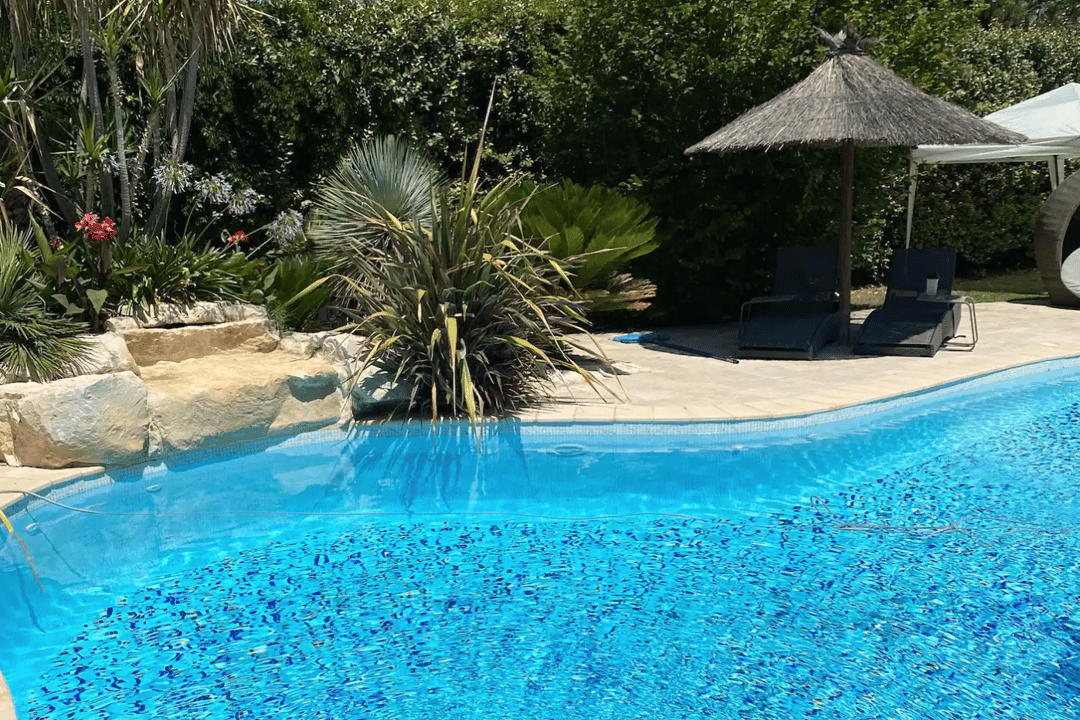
[1,301,1079,719]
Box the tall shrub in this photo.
[192,0,559,212]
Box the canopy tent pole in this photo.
[839,139,854,344]
[905,159,919,248]
[1049,155,1066,189]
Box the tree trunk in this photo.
[79,12,114,218]
[8,13,77,225]
[147,23,202,238]
[106,52,132,241]
[173,20,202,163]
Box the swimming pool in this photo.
[4,360,1080,719]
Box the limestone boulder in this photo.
[119,319,279,366]
[143,352,346,455]
[106,301,267,332]
[280,331,365,364]
[7,372,149,468]
[280,331,368,396]
[0,382,39,465]
[0,333,139,384]
[75,333,141,377]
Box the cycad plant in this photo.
[0,227,88,382]
[310,136,447,301]
[343,159,613,428]
[510,180,660,312]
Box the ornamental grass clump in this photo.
[345,173,613,426]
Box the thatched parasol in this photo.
[686,26,1026,344]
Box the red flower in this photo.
[227,230,249,245]
[75,213,99,232]
[75,213,117,244]
[49,237,61,250]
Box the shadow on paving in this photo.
[622,323,870,362]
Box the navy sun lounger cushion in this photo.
[854,247,962,358]
[736,245,841,360]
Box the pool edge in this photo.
[0,465,105,515]
[3,353,1080,513]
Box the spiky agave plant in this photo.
[0,226,89,382]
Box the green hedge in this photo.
[188,0,1080,321]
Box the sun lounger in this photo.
[737,245,841,360]
[854,247,963,358]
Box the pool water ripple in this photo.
[4,372,1080,718]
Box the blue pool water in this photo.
[4,364,1080,719]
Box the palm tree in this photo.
[309,135,448,302]
[0,0,249,236]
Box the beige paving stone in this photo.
[0,668,13,720]
[681,404,736,420]
[0,465,104,511]
[536,302,1080,422]
[718,403,773,420]
[614,405,656,421]
[572,405,618,422]
[650,405,693,421]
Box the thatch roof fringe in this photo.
[686,40,1026,155]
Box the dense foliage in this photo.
[0,229,88,382]
[189,0,1080,322]
[508,180,659,312]
[110,233,251,311]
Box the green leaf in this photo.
[86,289,109,314]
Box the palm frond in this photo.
[310,136,447,302]
[0,225,90,382]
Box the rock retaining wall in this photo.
[0,303,401,469]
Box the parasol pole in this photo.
[838,139,854,344]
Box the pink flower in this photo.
[227,230,249,245]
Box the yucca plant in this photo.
[310,136,447,301]
[508,180,660,312]
[0,227,89,382]
[346,177,613,428]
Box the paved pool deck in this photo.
[1,300,1079,719]
[530,301,1080,422]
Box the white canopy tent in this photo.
[905,82,1080,246]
